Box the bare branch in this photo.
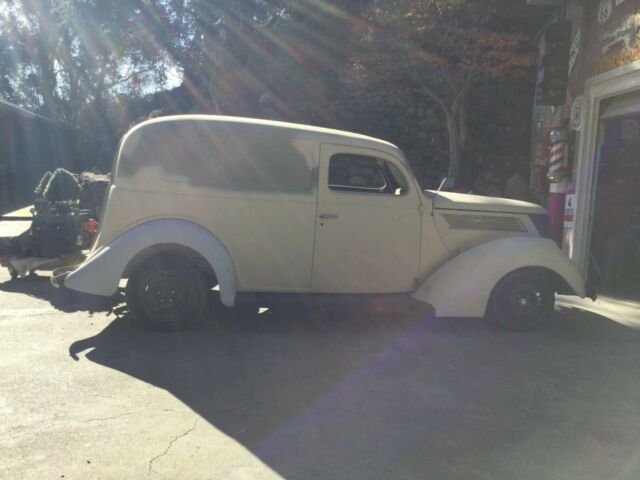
[106,68,153,89]
[420,81,449,114]
[397,44,451,113]
[452,70,476,112]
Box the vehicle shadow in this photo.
[0,275,116,314]
[68,296,640,480]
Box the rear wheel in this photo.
[125,256,208,331]
[487,270,555,331]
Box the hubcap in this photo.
[508,282,543,315]
[143,271,187,313]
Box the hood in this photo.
[428,191,546,215]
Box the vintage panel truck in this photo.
[53,116,589,331]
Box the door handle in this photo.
[319,213,338,219]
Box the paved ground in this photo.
[1,270,639,480]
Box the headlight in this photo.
[529,214,552,239]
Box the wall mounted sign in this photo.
[590,12,640,76]
[600,14,637,57]
[590,43,640,75]
[532,64,554,169]
[598,0,613,24]
[564,190,576,228]
[568,28,581,73]
[570,95,584,131]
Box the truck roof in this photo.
[127,114,402,157]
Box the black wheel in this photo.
[487,270,555,331]
[125,256,208,331]
[8,266,18,279]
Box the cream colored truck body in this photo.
[63,115,586,316]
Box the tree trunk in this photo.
[36,47,59,118]
[423,91,465,186]
[207,79,222,114]
[33,2,59,118]
[442,77,472,187]
[458,102,467,160]
[445,110,461,181]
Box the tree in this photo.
[0,0,172,121]
[140,0,370,121]
[361,0,537,183]
[0,0,370,121]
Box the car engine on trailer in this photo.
[0,169,108,278]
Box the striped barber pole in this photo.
[547,128,566,182]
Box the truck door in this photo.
[311,143,422,293]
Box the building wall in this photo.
[532,0,640,277]
[583,0,640,78]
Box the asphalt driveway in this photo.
[1,270,639,480]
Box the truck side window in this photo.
[329,154,389,193]
[385,161,409,194]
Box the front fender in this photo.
[411,237,586,317]
[64,219,237,306]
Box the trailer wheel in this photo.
[487,270,555,331]
[125,256,208,331]
[8,266,18,279]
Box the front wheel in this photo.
[125,256,208,331]
[487,270,555,331]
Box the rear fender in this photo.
[411,236,586,317]
[64,218,237,306]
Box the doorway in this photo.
[590,98,640,296]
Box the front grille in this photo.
[442,214,526,232]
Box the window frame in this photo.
[327,153,396,195]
